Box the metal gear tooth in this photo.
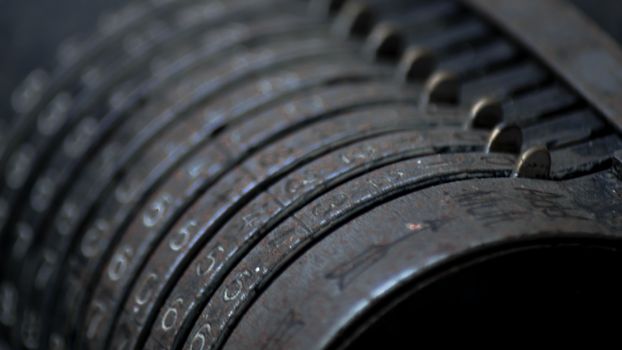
[513,146,551,179]
[332,1,375,39]
[309,0,348,17]
[396,47,437,83]
[469,97,504,130]
[486,123,523,154]
[421,70,461,106]
[363,22,404,61]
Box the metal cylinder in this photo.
[1,0,621,349]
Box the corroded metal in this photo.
[1,0,621,349]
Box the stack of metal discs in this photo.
[1,0,621,349]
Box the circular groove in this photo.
[1,0,621,349]
[184,151,516,350]
[77,81,423,349]
[225,174,622,350]
[129,126,482,350]
[21,23,361,348]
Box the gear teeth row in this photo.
[320,0,620,180]
[1,1,621,349]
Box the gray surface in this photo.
[571,0,622,43]
[0,0,125,124]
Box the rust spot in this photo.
[406,223,423,231]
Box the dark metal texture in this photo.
[1,0,621,349]
[464,0,622,132]
[19,13,330,331]
[226,171,622,350]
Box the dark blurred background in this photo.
[0,0,621,128]
[0,0,125,125]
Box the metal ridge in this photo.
[463,0,622,132]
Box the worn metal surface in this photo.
[117,109,429,349]
[80,84,424,350]
[135,127,485,350]
[57,45,376,350]
[33,59,390,349]
[1,0,621,349]
[17,12,330,325]
[226,171,622,350]
[4,1,316,330]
